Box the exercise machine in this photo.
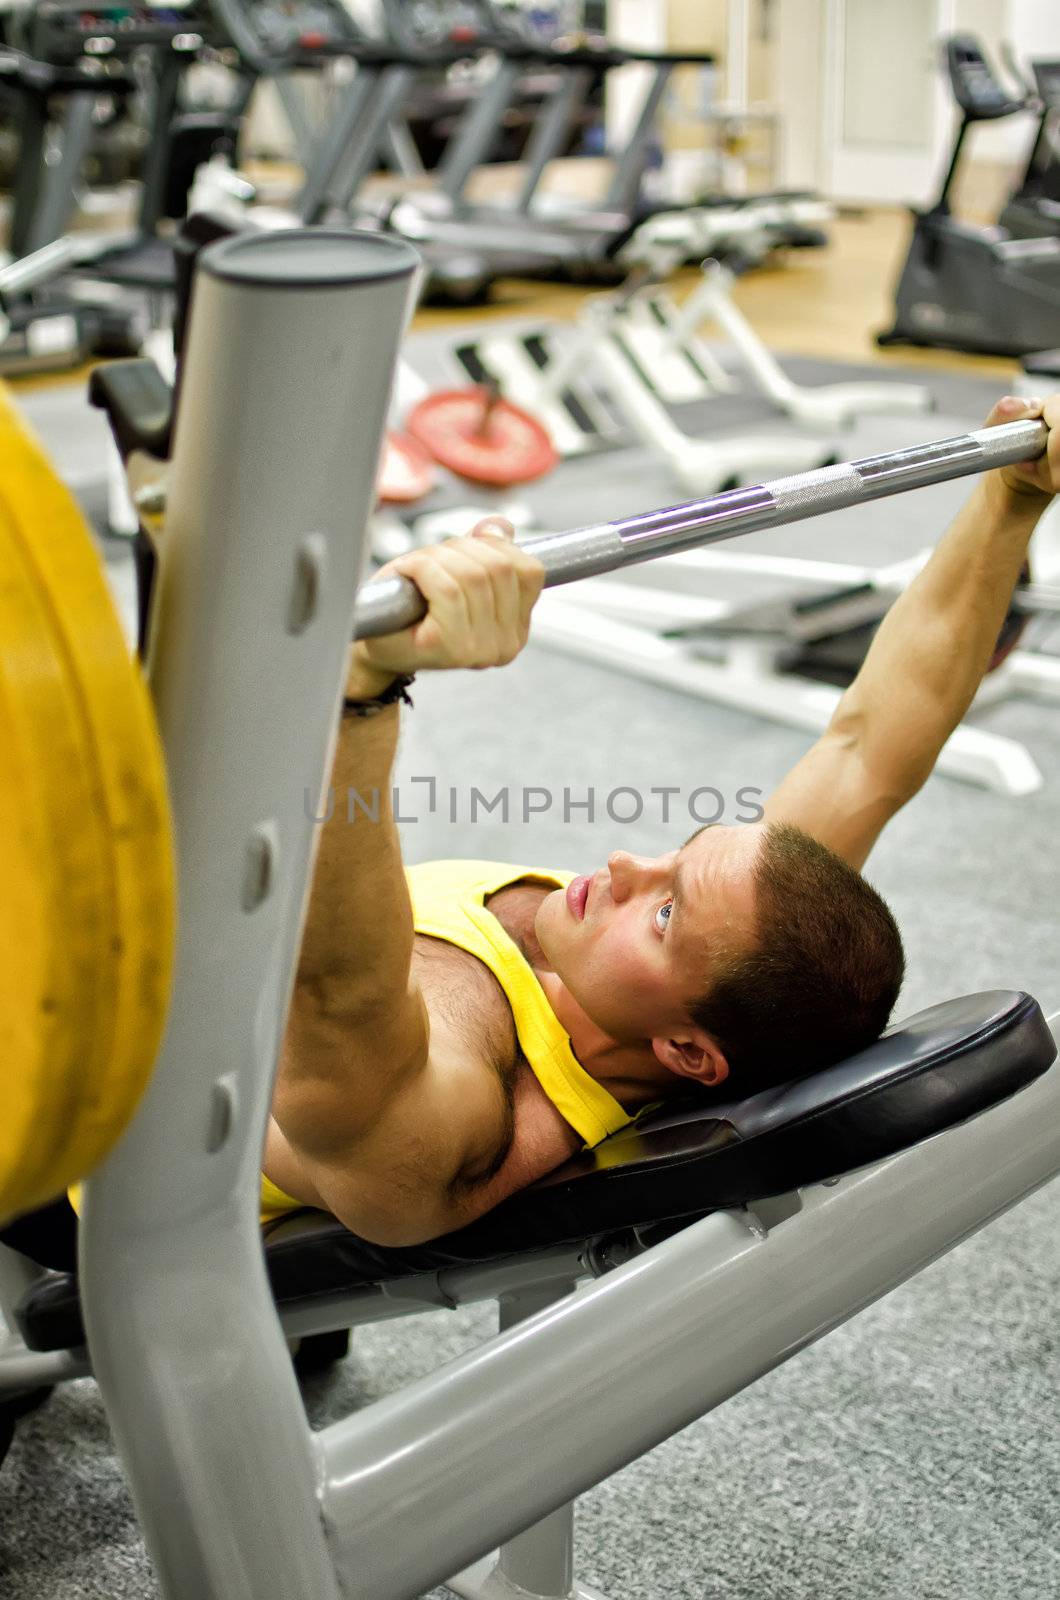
[878,35,1060,358]
[0,4,243,368]
[0,231,1057,1600]
[667,259,932,430]
[207,0,508,300]
[999,57,1060,242]
[0,41,145,370]
[521,544,1060,799]
[446,270,841,494]
[297,0,827,289]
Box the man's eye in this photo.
[654,900,673,932]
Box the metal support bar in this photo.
[353,419,1049,639]
[449,1543,609,1600]
[437,57,521,202]
[296,68,378,222]
[318,1042,1060,1600]
[380,115,424,179]
[76,229,418,1600]
[274,72,319,163]
[8,92,50,261]
[603,62,673,213]
[0,1342,91,1389]
[137,52,184,237]
[458,1283,586,1600]
[25,92,98,255]
[518,67,595,214]
[328,66,417,216]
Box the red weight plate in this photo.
[378,431,437,504]
[407,388,558,487]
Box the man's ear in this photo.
[651,1031,729,1088]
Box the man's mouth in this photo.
[566,875,590,921]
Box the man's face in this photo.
[535,822,765,1042]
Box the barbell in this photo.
[0,399,1047,1229]
[352,418,1049,638]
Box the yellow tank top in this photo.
[259,860,635,1221]
[72,861,634,1225]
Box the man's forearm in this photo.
[293,651,413,1021]
[830,472,1049,793]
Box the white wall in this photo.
[771,0,825,190]
[605,0,668,151]
[1010,0,1060,61]
[766,0,1052,199]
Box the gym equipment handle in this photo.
[352,418,1048,640]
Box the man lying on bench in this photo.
[262,395,1059,1246]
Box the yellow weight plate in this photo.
[0,385,175,1224]
[0,524,114,1213]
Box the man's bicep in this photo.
[763,729,906,871]
[274,980,431,1162]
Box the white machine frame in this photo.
[529,544,1060,798]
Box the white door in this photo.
[824,0,958,205]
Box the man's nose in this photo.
[607,851,654,902]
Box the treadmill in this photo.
[300,0,722,288]
[0,46,145,371]
[0,2,251,370]
[217,0,658,298]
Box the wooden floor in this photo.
[8,203,1020,396]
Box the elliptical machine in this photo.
[878,35,1060,358]
[999,57,1060,242]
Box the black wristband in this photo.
[342,673,415,718]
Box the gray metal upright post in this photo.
[296,68,378,221]
[137,51,185,238]
[330,66,418,215]
[448,1278,608,1600]
[603,62,673,214]
[437,56,522,203]
[298,65,417,223]
[518,66,595,214]
[275,73,320,162]
[78,228,419,1600]
[25,93,98,254]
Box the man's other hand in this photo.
[990,393,1060,501]
[353,517,546,681]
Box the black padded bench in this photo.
[5,990,1055,1356]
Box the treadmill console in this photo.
[25,1,211,63]
[946,35,1024,121]
[390,0,537,51]
[250,0,358,54]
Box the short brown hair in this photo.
[688,822,904,1093]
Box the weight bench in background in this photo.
[1,230,1059,1600]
